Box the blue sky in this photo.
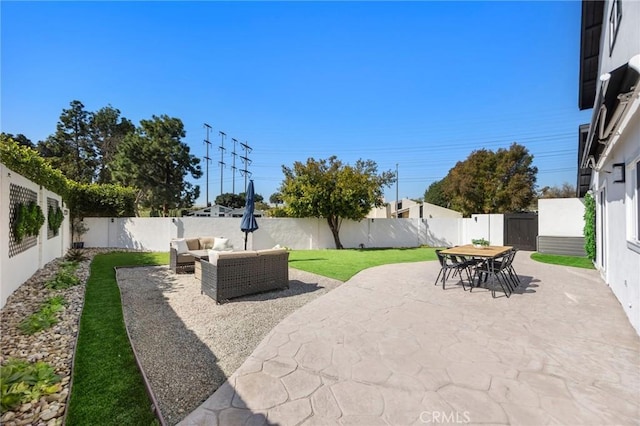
[1,1,591,205]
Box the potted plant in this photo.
[72,217,88,249]
[471,238,490,249]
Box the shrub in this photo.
[65,249,88,262]
[18,296,66,335]
[45,263,80,290]
[583,193,596,260]
[48,205,64,234]
[13,202,45,243]
[1,358,62,413]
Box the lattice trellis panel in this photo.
[47,197,60,239]
[9,184,38,258]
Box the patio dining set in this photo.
[435,244,520,297]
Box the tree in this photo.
[444,143,537,217]
[423,178,450,208]
[37,100,96,183]
[269,192,284,206]
[1,133,34,149]
[215,193,245,208]
[91,105,135,184]
[111,115,202,216]
[280,156,395,249]
[216,192,265,208]
[539,183,576,198]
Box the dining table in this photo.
[439,244,514,291]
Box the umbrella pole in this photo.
[244,231,248,250]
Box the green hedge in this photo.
[583,192,596,260]
[1,135,136,218]
[0,135,69,197]
[66,182,136,218]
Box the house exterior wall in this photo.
[376,198,462,219]
[422,203,463,219]
[588,0,640,334]
[594,112,640,334]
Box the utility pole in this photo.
[203,123,212,206]
[395,163,399,219]
[218,131,226,197]
[231,138,238,194]
[240,141,252,192]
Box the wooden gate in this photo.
[504,213,538,251]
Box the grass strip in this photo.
[288,247,438,281]
[530,252,595,269]
[66,251,168,426]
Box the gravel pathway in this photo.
[117,266,342,426]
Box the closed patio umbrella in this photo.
[240,180,259,250]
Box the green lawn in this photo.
[530,252,595,269]
[288,247,438,281]
[66,251,168,426]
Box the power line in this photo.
[203,123,212,206]
[240,141,253,192]
[218,131,226,197]
[231,138,238,194]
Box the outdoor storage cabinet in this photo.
[200,249,289,303]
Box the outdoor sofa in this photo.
[200,248,289,303]
[169,237,233,273]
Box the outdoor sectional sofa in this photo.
[200,248,289,303]
[169,237,233,273]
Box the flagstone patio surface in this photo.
[179,253,640,426]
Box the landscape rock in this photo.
[0,249,123,426]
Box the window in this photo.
[609,0,622,54]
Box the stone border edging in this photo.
[114,265,168,426]
[60,272,87,426]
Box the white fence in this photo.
[3,160,589,309]
[0,165,70,308]
[80,214,505,252]
[538,198,585,237]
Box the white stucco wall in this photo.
[595,111,640,335]
[82,217,449,251]
[538,198,586,237]
[0,165,69,308]
[423,218,462,247]
[589,0,640,334]
[463,214,504,246]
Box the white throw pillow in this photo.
[207,250,221,264]
[213,237,229,251]
[172,239,189,254]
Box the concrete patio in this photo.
[179,253,640,425]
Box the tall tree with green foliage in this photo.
[37,100,96,183]
[280,156,395,249]
[444,143,537,216]
[215,193,245,208]
[1,132,34,149]
[423,178,450,208]
[215,192,265,208]
[270,192,284,206]
[111,115,202,216]
[91,105,135,184]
